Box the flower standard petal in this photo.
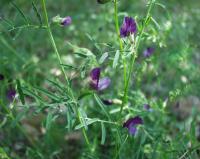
[90,67,101,89]
[123,116,143,135]
[143,47,154,58]
[98,77,111,91]
[61,16,72,26]
[120,16,137,38]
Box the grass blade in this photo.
[16,79,25,105]
[32,1,43,26]
[101,122,106,145]
[11,2,29,24]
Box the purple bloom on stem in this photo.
[90,67,111,91]
[0,74,4,81]
[120,16,137,38]
[123,116,143,135]
[143,104,153,112]
[61,16,72,26]
[7,88,16,101]
[143,47,154,58]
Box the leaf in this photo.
[11,2,29,24]
[61,64,78,70]
[101,122,106,145]
[23,87,44,103]
[0,148,11,159]
[16,79,25,105]
[68,42,95,58]
[32,1,42,26]
[113,50,120,68]
[33,87,60,102]
[78,107,88,130]
[46,113,58,131]
[78,91,93,100]
[94,93,110,119]
[99,52,109,64]
[75,118,99,130]
[11,106,29,128]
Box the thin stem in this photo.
[120,0,155,114]
[40,0,91,148]
[114,0,127,91]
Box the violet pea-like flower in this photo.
[90,67,111,91]
[123,116,143,135]
[143,47,154,58]
[7,88,16,101]
[143,104,153,112]
[120,16,137,38]
[61,16,72,26]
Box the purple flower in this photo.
[7,88,16,101]
[120,16,137,38]
[90,67,111,91]
[143,104,150,110]
[123,116,143,135]
[143,47,154,58]
[61,16,72,26]
[143,104,153,112]
[0,74,4,81]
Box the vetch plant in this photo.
[1,0,199,158]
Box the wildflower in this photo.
[0,74,4,81]
[90,67,111,91]
[97,0,111,4]
[123,116,143,135]
[7,88,16,101]
[120,16,137,38]
[61,16,72,26]
[143,47,154,58]
[52,15,72,27]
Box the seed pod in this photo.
[97,0,111,4]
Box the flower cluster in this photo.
[120,16,137,38]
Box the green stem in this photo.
[40,0,91,148]
[121,0,155,114]
[114,0,127,92]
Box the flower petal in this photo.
[143,47,154,58]
[123,116,143,128]
[61,16,72,26]
[120,16,137,38]
[128,126,137,135]
[90,68,101,89]
[7,89,16,101]
[98,77,111,91]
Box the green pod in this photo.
[97,0,111,4]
